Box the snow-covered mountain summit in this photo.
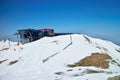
[0,34,120,80]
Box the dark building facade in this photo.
[15,28,54,43]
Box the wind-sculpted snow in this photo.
[0,34,120,80]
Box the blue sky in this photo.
[0,0,120,45]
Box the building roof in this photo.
[39,28,54,30]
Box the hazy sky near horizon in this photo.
[0,0,120,44]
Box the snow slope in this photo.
[0,39,17,50]
[0,34,120,80]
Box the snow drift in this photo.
[0,34,120,80]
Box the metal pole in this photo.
[17,34,19,44]
[70,35,73,44]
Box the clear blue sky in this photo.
[0,0,120,45]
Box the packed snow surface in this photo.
[0,34,120,80]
